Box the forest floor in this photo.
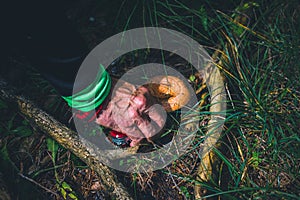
[0,0,299,199]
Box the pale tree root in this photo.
[194,144,223,200]
[194,49,226,199]
[194,3,254,198]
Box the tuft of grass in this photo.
[111,0,300,199]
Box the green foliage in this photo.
[0,99,8,109]
[179,185,192,198]
[0,113,32,137]
[57,181,79,200]
[249,151,262,169]
[188,74,196,82]
[46,138,59,162]
[234,1,259,13]
[0,143,17,171]
[46,137,79,200]
[198,5,208,32]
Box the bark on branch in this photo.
[0,79,133,200]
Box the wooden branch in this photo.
[194,50,227,199]
[0,79,133,200]
[194,3,255,198]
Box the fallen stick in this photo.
[194,3,256,198]
[194,49,227,199]
[0,78,133,200]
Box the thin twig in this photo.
[18,173,59,197]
